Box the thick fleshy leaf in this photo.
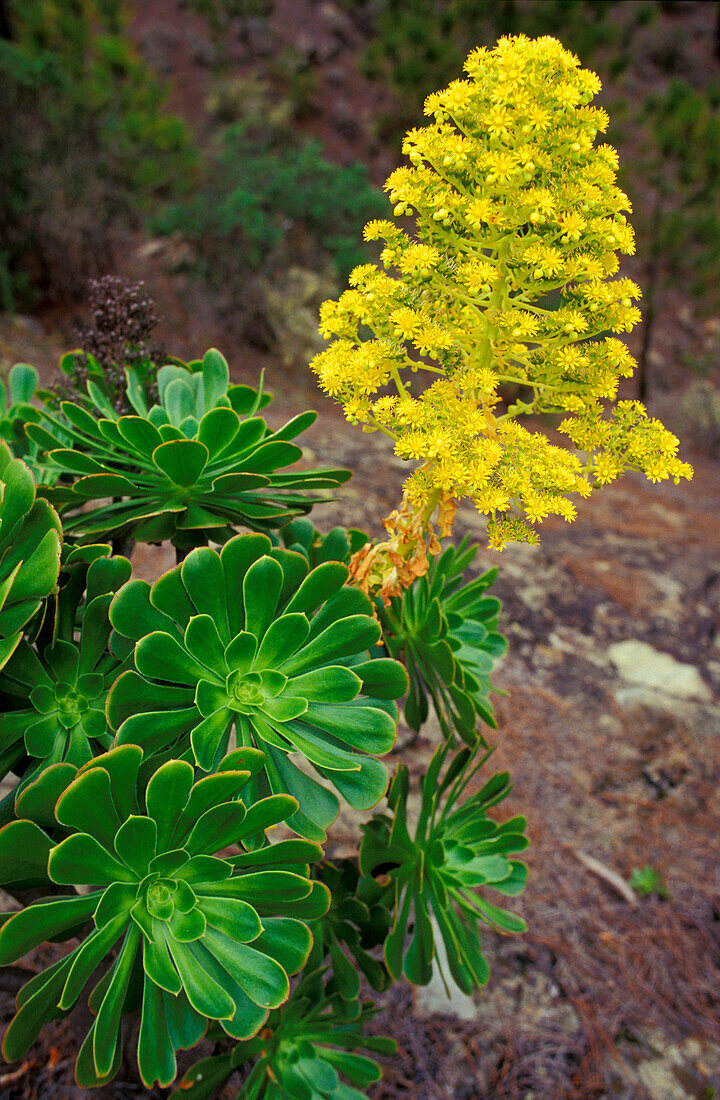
[197,896,262,942]
[145,760,195,849]
[317,754,389,810]
[138,975,178,1088]
[178,771,251,836]
[110,580,176,642]
[136,632,213,685]
[243,557,284,639]
[254,614,310,669]
[166,937,235,1019]
[14,763,77,828]
[252,917,312,975]
[59,915,128,1010]
[282,616,381,675]
[152,439,208,487]
[93,926,141,1077]
[114,816,157,877]
[202,927,289,1008]
[49,834,136,886]
[116,416,163,455]
[184,802,248,856]
[191,708,234,772]
[287,666,362,703]
[55,768,121,850]
[2,954,75,1062]
[0,820,52,888]
[143,931,182,995]
[197,407,240,458]
[0,894,98,964]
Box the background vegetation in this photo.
[2,0,719,404]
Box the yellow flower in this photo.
[310,34,692,574]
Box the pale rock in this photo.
[412,917,477,1021]
[608,1029,720,1100]
[608,640,712,702]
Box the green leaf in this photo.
[138,975,178,1088]
[182,548,230,633]
[146,760,195,850]
[8,363,39,404]
[110,579,176,642]
[243,556,284,639]
[0,894,98,964]
[354,658,409,700]
[284,562,348,615]
[116,416,164,456]
[191,708,233,772]
[49,834,137,886]
[317,754,389,811]
[166,937,236,1019]
[152,440,208,486]
[203,927,289,1008]
[93,926,141,1077]
[197,896,262,942]
[200,348,230,412]
[197,406,240,458]
[79,745,143,821]
[179,771,252,835]
[282,615,381,675]
[2,955,75,1062]
[287,665,362,702]
[14,763,77,828]
[404,896,434,985]
[114,816,158,877]
[143,931,182,995]
[55,768,121,850]
[254,613,311,669]
[184,802,248,856]
[0,820,52,888]
[136,631,212,685]
[59,915,128,1010]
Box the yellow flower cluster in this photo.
[311,35,692,555]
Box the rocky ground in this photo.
[308,406,720,1100]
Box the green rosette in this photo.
[172,971,395,1100]
[0,441,62,668]
[0,546,133,816]
[27,348,350,550]
[108,532,407,840]
[361,743,528,992]
[0,745,327,1089]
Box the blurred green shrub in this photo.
[623,80,720,395]
[0,0,197,309]
[151,113,385,288]
[186,0,274,50]
[356,0,652,143]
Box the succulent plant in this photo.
[381,538,507,742]
[0,363,56,482]
[0,546,133,814]
[27,349,351,550]
[278,518,369,570]
[173,972,395,1100]
[314,858,391,1000]
[0,745,326,1088]
[360,743,528,992]
[0,364,39,426]
[280,524,508,742]
[108,532,407,840]
[0,442,62,668]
